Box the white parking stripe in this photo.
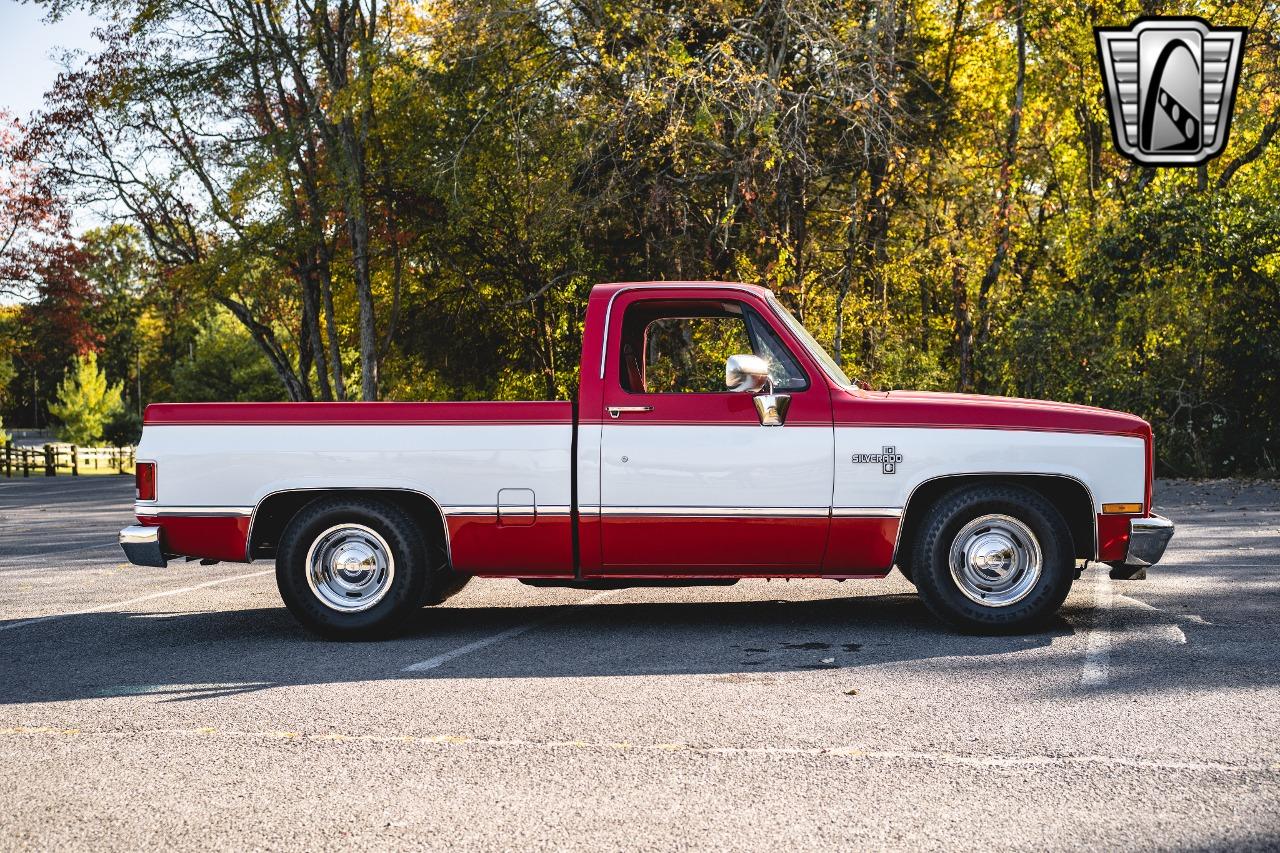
[1081,571,1113,687]
[0,542,123,569]
[0,569,273,633]
[403,590,616,672]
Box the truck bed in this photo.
[136,401,576,571]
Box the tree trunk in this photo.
[973,1,1026,389]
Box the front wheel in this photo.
[276,497,429,639]
[910,484,1074,633]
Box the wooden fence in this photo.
[2,442,136,477]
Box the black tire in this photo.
[896,560,916,585]
[420,571,472,606]
[910,484,1074,633]
[413,528,470,606]
[276,497,429,639]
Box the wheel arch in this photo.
[894,474,1096,566]
[247,488,451,565]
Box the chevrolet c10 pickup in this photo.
[119,281,1174,637]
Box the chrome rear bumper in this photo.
[1109,514,1174,580]
[120,525,169,568]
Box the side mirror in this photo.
[753,392,791,427]
[726,354,790,426]
[725,354,770,393]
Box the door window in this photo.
[618,300,807,393]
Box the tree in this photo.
[0,110,68,301]
[170,309,289,403]
[47,352,124,446]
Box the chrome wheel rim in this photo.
[305,524,395,613]
[948,514,1042,607]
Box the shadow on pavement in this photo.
[0,593,1071,703]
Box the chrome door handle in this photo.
[606,406,654,419]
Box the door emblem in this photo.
[852,446,902,475]
[1095,17,1246,166]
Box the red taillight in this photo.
[136,462,156,501]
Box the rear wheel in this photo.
[277,497,428,639]
[911,484,1073,632]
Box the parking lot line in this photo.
[0,569,273,633]
[1081,571,1113,687]
[403,589,616,672]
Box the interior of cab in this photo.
[618,299,808,394]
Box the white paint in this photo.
[834,427,1146,514]
[1116,592,1189,645]
[1081,570,1114,686]
[0,541,121,566]
[0,569,272,633]
[136,423,573,511]
[402,590,615,672]
[600,424,833,510]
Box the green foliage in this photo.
[0,349,14,442]
[169,309,288,403]
[47,352,124,446]
[103,408,142,447]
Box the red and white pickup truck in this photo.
[120,281,1173,637]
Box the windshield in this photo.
[766,293,853,387]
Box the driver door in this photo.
[597,292,834,574]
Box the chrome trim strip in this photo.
[442,505,573,516]
[134,505,253,517]
[593,506,830,518]
[832,507,903,518]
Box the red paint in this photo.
[135,462,156,501]
[832,391,1152,439]
[599,515,830,573]
[593,287,834,429]
[822,517,898,574]
[446,514,574,576]
[1097,514,1133,561]
[577,513,603,575]
[144,401,573,426]
[136,515,251,563]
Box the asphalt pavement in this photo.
[1,475,1278,851]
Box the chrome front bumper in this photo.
[1109,514,1175,580]
[1126,514,1175,566]
[120,525,169,568]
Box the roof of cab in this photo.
[590,281,770,299]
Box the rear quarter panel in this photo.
[135,403,574,572]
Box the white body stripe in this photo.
[137,424,572,512]
[137,423,1143,532]
[833,427,1145,512]
[599,424,833,510]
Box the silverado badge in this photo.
[852,446,902,475]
